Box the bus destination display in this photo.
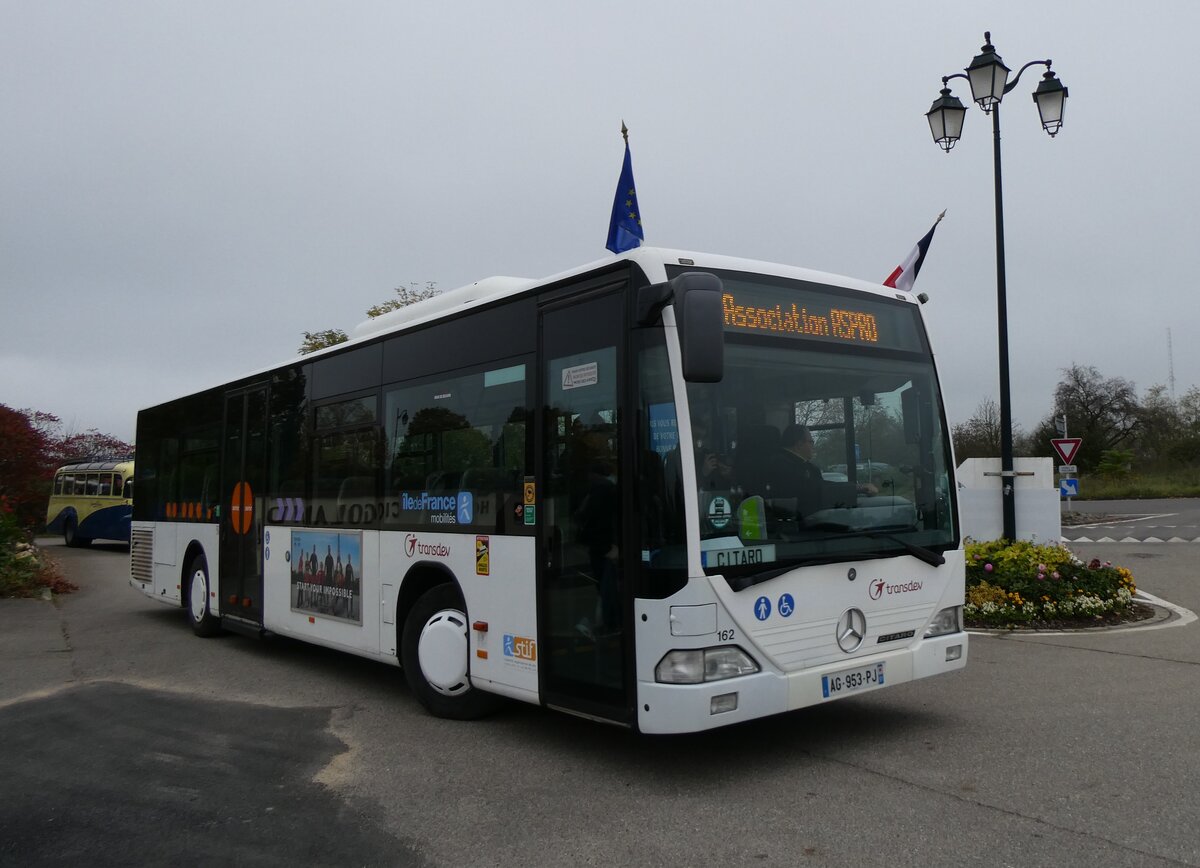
[716,278,925,353]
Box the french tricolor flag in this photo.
[884,211,945,293]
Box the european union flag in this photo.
[606,140,643,254]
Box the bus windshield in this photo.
[678,285,956,584]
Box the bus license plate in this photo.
[821,662,885,698]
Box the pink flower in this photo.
[1037,564,1047,572]
[1037,573,1046,581]
[1052,571,1061,580]
[984,563,994,573]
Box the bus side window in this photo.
[123,478,133,501]
[54,475,64,496]
[98,474,113,497]
[85,474,100,497]
[73,475,86,495]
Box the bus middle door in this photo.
[220,384,268,626]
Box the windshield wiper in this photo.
[800,525,945,567]
[858,531,945,567]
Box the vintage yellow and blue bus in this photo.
[130,248,966,733]
[46,460,134,546]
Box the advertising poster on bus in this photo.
[290,530,363,624]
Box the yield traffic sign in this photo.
[1051,438,1082,465]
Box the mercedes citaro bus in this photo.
[130,247,966,733]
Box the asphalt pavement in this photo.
[2,539,1198,867]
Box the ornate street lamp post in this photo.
[926,32,1068,541]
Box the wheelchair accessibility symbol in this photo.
[777,593,794,618]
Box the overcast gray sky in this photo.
[3,2,1195,444]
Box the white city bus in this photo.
[130,247,966,733]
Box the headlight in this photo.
[655,646,760,684]
[925,605,962,637]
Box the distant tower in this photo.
[1168,327,1177,399]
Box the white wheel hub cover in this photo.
[418,609,470,695]
[190,570,208,621]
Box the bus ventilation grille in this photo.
[130,527,154,583]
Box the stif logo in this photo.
[869,579,885,600]
[405,534,418,557]
[503,634,537,661]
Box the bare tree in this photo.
[1053,364,1140,470]
[952,398,1008,461]
[299,281,439,355]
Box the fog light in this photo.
[946,644,962,662]
[710,692,738,715]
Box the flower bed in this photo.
[964,539,1142,629]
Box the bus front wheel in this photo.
[63,518,91,548]
[185,554,221,638]
[401,583,500,720]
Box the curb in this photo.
[967,591,1194,637]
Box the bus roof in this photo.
[55,460,134,473]
[349,246,914,346]
[138,247,919,414]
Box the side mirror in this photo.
[673,273,724,383]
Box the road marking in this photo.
[1070,513,1177,529]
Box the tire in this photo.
[185,554,221,638]
[400,583,501,720]
[63,518,92,548]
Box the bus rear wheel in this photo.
[401,583,500,720]
[185,554,221,637]
[63,518,91,548]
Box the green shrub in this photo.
[0,502,74,598]
[964,539,1136,627]
[1096,449,1134,478]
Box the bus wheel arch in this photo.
[184,548,221,637]
[398,567,499,720]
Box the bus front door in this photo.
[219,384,268,625]
[539,289,632,724]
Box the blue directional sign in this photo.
[754,596,772,621]
[1059,478,1080,497]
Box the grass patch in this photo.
[1074,469,1200,499]
[964,539,1138,628]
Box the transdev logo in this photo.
[404,534,450,559]
[869,578,923,600]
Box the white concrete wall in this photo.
[956,457,1062,543]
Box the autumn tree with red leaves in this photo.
[0,405,133,533]
[0,405,56,532]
